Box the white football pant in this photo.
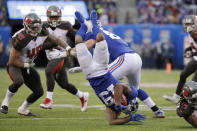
[109,53,142,89]
[76,40,109,78]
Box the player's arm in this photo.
[44,34,69,49]
[185,112,197,127]
[44,34,76,57]
[9,33,34,68]
[106,106,130,125]
[9,48,24,67]
[114,83,132,106]
[8,48,34,68]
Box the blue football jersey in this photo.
[87,71,138,111]
[102,30,135,62]
[87,72,119,107]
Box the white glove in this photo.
[24,62,35,68]
[68,67,82,74]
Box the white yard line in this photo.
[6,104,176,111]
[83,82,177,88]
[0,116,178,121]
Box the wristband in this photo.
[66,46,71,51]
[24,63,29,68]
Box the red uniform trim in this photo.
[51,59,64,74]
[8,69,14,81]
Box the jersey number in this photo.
[98,84,114,106]
[27,45,43,59]
[103,30,120,40]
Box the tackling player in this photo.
[163,15,197,104]
[74,11,146,125]
[39,5,89,112]
[0,13,74,116]
[177,81,197,127]
[70,11,165,118]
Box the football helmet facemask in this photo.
[182,81,197,105]
[183,15,197,32]
[122,98,139,115]
[23,13,42,37]
[47,5,62,27]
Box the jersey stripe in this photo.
[51,59,64,74]
[109,55,125,73]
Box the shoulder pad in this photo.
[57,21,72,30]
[39,26,49,36]
[12,30,32,51]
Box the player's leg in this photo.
[93,39,109,66]
[55,66,89,112]
[40,58,63,109]
[163,59,197,104]
[18,68,44,116]
[1,66,24,114]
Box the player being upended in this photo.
[74,11,146,125]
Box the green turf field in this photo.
[0,69,196,131]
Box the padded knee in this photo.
[137,88,149,101]
[9,78,24,93]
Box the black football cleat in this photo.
[1,105,8,114]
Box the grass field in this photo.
[0,69,196,131]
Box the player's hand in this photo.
[90,10,102,39]
[68,67,82,74]
[113,104,127,112]
[24,62,35,68]
[67,48,77,57]
[130,113,146,122]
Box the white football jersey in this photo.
[188,35,197,61]
[45,22,70,60]
[12,28,48,63]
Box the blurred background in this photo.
[0,0,196,69]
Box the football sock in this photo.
[137,88,159,111]
[90,10,102,39]
[46,91,53,100]
[173,93,179,99]
[76,24,87,40]
[75,90,83,98]
[21,100,32,109]
[2,89,15,106]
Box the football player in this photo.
[69,11,165,118]
[0,13,74,116]
[74,11,146,125]
[177,81,197,127]
[163,15,197,104]
[39,5,89,112]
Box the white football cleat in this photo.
[153,108,165,118]
[80,92,89,112]
[18,106,36,116]
[163,95,179,104]
[40,98,53,109]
